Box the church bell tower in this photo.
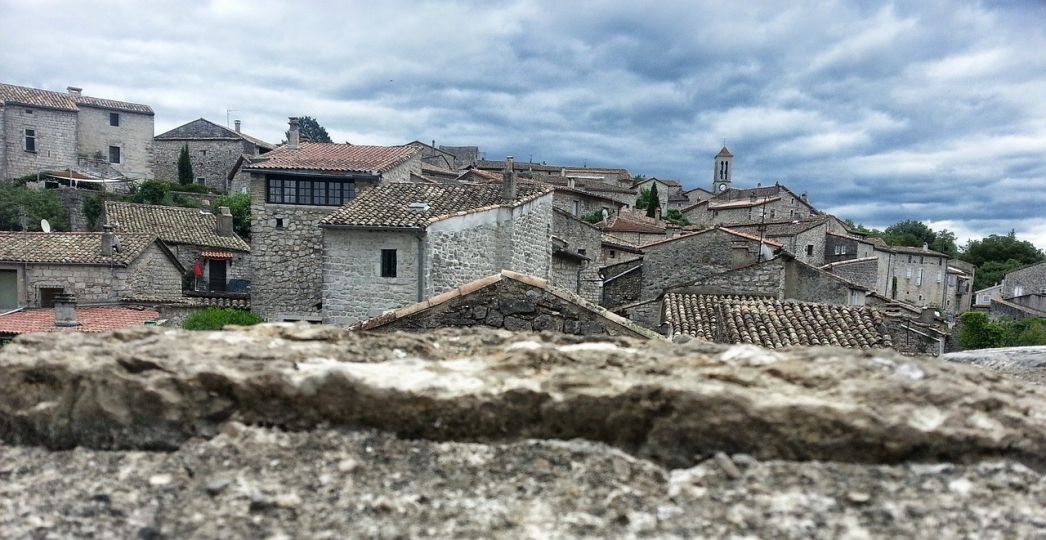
[713,146,733,193]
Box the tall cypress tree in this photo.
[177,144,194,185]
[646,183,661,218]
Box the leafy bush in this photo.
[83,195,103,229]
[182,308,264,330]
[664,209,689,225]
[0,183,70,231]
[580,210,605,224]
[212,193,251,238]
[125,180,209,208]
[959,312,1046,349]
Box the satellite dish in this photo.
[40,219,51,233]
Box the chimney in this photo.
[922,242,929,251]
[217,206,234,237]
[67,86,82,96]
[801,192,808,201]
[567,177,576,188]
[502,156,517,202]
[101,224,114,257]
[53,293,78,327]
[655,207,662,220]
[234,120,241,133]
[287,117,301,149]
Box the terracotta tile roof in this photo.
[245,142,419,174]
[0,306,159,335]
[72,94,153,115]
[708,196,782,210]
[321,183,552,228]
[155,118,275,150]
[723,216,830,237]
[0,231,157,266]
[602,215,666,234]
[105,202,250,252]
[352,270,662,339]
[0,82,153,114]
[664,293,892,350]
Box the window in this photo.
[275,218,285,229]
[805,244,814,256]
[907,255,912,263]
[916,268,924,286]
[906,267,912,279]
[834,245,841,255]
[266,176,357,206]
[196,177,206,185]
[572,200,580,215]
[577,248,587,256]
[108,145,121,164]
[380,249,397,278]
[937,271,943,284]
[24,129,36,152]
[1014,285,1024,297]
[769,209,775,219]
[39,287,64,308]
[24,109,32,114]
[109,112,120,126]
[609,250,616,259]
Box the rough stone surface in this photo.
[2,325,1045,470]
[6,425,1045,539]
[944,346,1046,385]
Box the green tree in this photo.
[83,195,103,230]
[212,193,251,239]
[177,144,194,185]
[580,210,605,224]
[0,183,70,231]
[930,229,959,257]
[664,209,689,225]
[646,183,661,218]
[958,312,1002,349]
[960,231,1043,267]
[299,115,332,143]
[882,220,936,248]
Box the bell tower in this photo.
[713,146,733,193]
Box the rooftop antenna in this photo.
[226,109,239,127]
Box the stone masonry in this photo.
[639,228,765,301]
[322,229,421,324]
[154,139,257,191]
[1002,261,1046,299]
[75,105,154,180]
[1,106,78,179]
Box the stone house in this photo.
[944,263,974,316]
[600,256,643,309]
[874,244,951,310]
[682,184,818,228]
[820,257,880,292]
[973,283,1003,311]
[551,208,603,303]
[683,254,870,306]
[1,82,154,180]
[318,177,553,325]
[724,216,835,266]
[245,118,422,321]
[600,213,668,246]
[1001,260,1046,300]
[472,170,626,220]
[153,118,275,193]
[684,187,713,206]
[103,201,251,292]
[0,230,182,309]
[823,231,877,264]
[632,178,675,210]
[352,270,660,339]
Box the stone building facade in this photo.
[600,258,643,308]
[1001,260,1046,300]
[246,124,421,321]
[824,232,876,264]
[0,83,154,180]
[875,245,950,309]
[353,271,660,339]
[550,209,602,303]
[821,257,880,292]
[684,255,868,306]
[320,181,553,325]
[683,184,818,228]
[0,232,182,309]
[154,118,274,192]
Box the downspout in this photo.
[415,231,426,302]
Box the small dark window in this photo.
[196,177,205,185]
[39,287,63,308]
[609,250,616,258]
[381,249,397,278]
[275,218,285,229]
[109,112,119,126]
[25,109,32,114]
[24,129,36,152]
[805,244,814,256]
[577,248,587,256]
[108,145,121,164]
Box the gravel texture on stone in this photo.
[944,346,1046,385]
[2,325,1046,470]
[1,426,1044,539]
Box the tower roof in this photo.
[716,146,733,158]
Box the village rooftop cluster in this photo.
[1,81,1043,351]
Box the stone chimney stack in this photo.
[234,120,241,133]
[67,86,82,96]
[922,242,929,252]
[287,117,301,149]
[502,156,517,202]
[567,177,576,188]
[655,207,662,220]
[217,206,234,237]
[53,293,78,327]
[101,224,114,257]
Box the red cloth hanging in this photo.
[193,260,203,278]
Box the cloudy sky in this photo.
[3,0,1045,248]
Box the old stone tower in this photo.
[713,146,733,193]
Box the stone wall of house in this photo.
[887,251,949,308]
[126,243,183,301]
[2,107,78,179]
[687,259,785,298]
[153,139,254,191]
[52,188,117,231]
[551,190,618,220]
[550,209,601,302]
[785,261,855,305]
[824,235,874,264]
[1002,261,1046,299]
[824,258,879,292]
[76,106,154,180]
[167,244,249,285]
[322,228,421,326]
[616,297,663,331]
[601,259,642,308]
[883,319,942,356]
[507,195,553,280]
[427,216,500,295]
[368,277,649,338]
[248,172,340,321]
[640,230,760,301]
[381,154,422,184]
